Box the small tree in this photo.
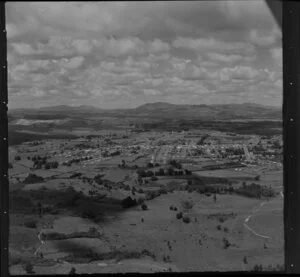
[176,212,183,219]
[14,155,21,161]
[69,267,76,275]
[24,262,34,274]
[182,216,190,224]
[141,203,148,211]
[243,256,248,264]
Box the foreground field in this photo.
[9,187,283,274]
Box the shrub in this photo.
[23,173,44,184]
[182,216,190,224]
[121,196,137,209]
[141,203,148,211]
[14,155,21,161]
[181,200,194,212]
[243,256,248,264]
[8,163,13,169]
[217,224,222,231]
[223,237,231,249]
[24,220,37,229]
[223,227,229,233]
[69,267,76,275]
[24,262,34,274]
[176,212,183,219]
[252,264,263,272]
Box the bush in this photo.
[181,200,194,212]
[182,216,190,224]
[176,212,183,219]
[243,256,248,264]
[223,237,231,249]
[223,227,229,233]
[23,173,44,184]
[121,196,137,209]
[24,220,37,229]
[141,203,148,211]
[217,224,222,231]
[252,264,263,272]
[69,267,76,275]
[14,155,21,161]
[24,262,34,274]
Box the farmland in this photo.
[8,104,283,274]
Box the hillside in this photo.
[9,102,281,121]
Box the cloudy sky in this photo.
[6,1,282,109]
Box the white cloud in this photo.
[172,37,255,55]
[270,47,282,64]
[63,56,85,69]
[206,52,255,63]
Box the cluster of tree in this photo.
[70,172,82,179]
[197,134,209,145]
[121,196,138,209]
[224,147,244,156]
[110,150,121,156]
[23,173,44,184]
[147,162,160,168]
[235,182,276,199]
[272,140,282,150]
[62,157,88,166]
[137,168,191,178]
[74,143,95,150]
[44,161,59,170]
[253,144,265,152]
[169,160,182,169]
[14,155,21,161]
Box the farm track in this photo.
[243,192,283,239]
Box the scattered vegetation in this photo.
[222,237,231,249]
[176,212,183,219]
[62,249,156,264]
[23,173,44,184]
[141,203,148,211]
[181,200,194,212]
[121,196,138,209]
[182,216,191,224]
[235,183,276,199]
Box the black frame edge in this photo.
[283,1,300,274]
[0,1,9,277]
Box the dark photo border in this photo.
[0,1,298,275]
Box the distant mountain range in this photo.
[9,102,282,121]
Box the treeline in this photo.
[137,168,192,178]
[31,155,59,170]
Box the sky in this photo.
[6,1,282,109]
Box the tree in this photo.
[213,193,217,203]
[14,155,21,161]
[24,262,34,274]
[37,202,43,218]
[69,267,76,275]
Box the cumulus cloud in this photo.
[6,1,282,108]
[172,37,255,55]
[270,47,282,64]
